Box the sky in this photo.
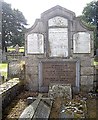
[4,0,95,27]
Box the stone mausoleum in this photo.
[25,5,94,93]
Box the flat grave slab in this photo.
[19,94,42,119]
[19,94,53,119]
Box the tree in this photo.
[81,1,98,51]
[82,1,96,25]
[2,1,27,52]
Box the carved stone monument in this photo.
[25,5,94,92]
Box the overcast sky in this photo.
[4,0,95,27]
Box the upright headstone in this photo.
[15,44,19,53]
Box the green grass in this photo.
[7,48,15,51]
[7,47,24,53]
[94,61,98,66]
[0,63,8,80]
[19,48,24,52]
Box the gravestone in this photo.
[15,44,19,53]
[25,5,94,92]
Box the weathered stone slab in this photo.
[49,28,68,57]
[33,99,53,118]
[73,32,90,53]
[48,83,72,99]
[19,94,53,119]
[19,94,42,119]
[27,33,44,54]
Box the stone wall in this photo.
[75,56,94,91]
[25,55,45,91]
[1,79,22,110]
[25,5,94,92]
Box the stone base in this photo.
[48,83,72,99]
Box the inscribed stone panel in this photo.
[27,33,44,54]
[42,62,76,86]
[73,32,90,53]
[49,28,68,57]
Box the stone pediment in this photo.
[26,5,93,34]
[26,5,76,34]
[41,5,76,21]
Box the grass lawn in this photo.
[0,63,8,80]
